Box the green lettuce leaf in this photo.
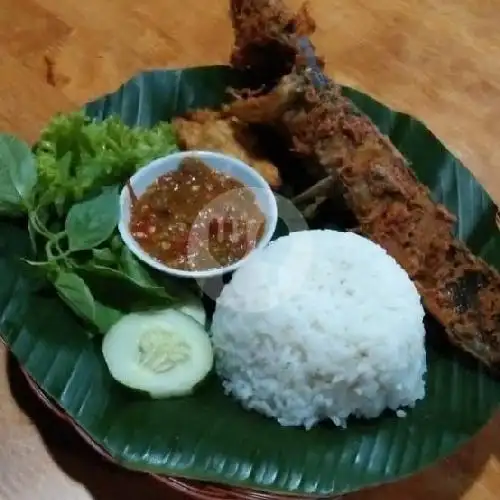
[34,111,178,210]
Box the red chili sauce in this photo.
[129,157,266,271]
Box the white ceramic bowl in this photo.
[118,151,278,279]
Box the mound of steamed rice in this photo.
[211,229,427,429]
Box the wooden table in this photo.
[1,0,500,498]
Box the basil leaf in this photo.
[93,302,123,334]
[81,262,169,296]
[0,198,25,217]
[0,134,38,213]
[76,263,172,311]
[65,186,120,251]
[120,247,158,287]
[92,247,118,266]
[54,270,122,334]
[110,234,124,253]
[54,271,96,327]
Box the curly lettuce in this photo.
[34,111,178,213]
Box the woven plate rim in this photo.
[18,365,340,500]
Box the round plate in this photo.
[0,64,499,497]
[21,367,337,500]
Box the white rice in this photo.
[211,229,427,429]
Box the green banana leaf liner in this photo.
[2,60,500,499]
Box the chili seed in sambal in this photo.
[129,157,266,271]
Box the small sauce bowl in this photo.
[118,151,278,279]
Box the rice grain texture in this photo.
[211,230,427,429]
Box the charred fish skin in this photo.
[228,0,500,371]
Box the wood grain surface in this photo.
[1,0,500,499]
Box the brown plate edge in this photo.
[18,365,340,500]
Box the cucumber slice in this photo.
[102,309,214,398]
[177,298,207,327]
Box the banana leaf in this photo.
[0,65,499,497]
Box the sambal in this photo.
[129,157,266,271]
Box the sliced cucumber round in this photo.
[177,298,207,327]
[102,309,214,398]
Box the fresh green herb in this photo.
[27,218,38,253]
[77,262,172,301]
[92,303,124,335]
[0,112,185,337]
[54,271,97,328]
[120,247,159,288]
[34,111,178,211]
[54,271,123,334]
[52,152,73,217]
[92,248,118,267]
[65,186,120,251]
[0,135,38,214]
[2,136,37,204]
[110,234,124,253]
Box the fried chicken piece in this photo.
[172,110,281,189]
[227,0,500,370]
